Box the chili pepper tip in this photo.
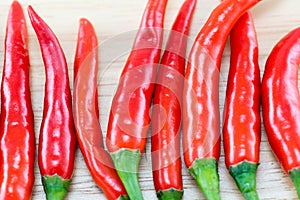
[79,18,90,25]
[42,175,71,200]
[27,5,33,15]
[27,6,39,26]
[188,158,221,200]
[289,167,300,198]
[229,161,259,200]
[111,149,144,200]
[10,1,23,16]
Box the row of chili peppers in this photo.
[0,0,300,200]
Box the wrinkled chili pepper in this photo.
[106,0,168,199]
[28,6,76,200]
[262,27,300,198]
[223,12,261,200]
[151,0,196,199]
[182,0,261,199]
[0,2,35,199]
[73,18,129,200]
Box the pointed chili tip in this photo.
[27,5,33,15]
[79,18,90,26]
[27,5,36,22]
[8,0,26,24]
[78,18,96,37]
[77,17,98,50]
[189,158,221,200]
[27,4,59,47]
[27,5,43,26]
[8,1,26,28]
[229,161,259,200]
[10,1,23,14]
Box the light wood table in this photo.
[0,0,299,199]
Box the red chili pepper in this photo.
[0,2,35,199]
[151,0,196,199]
[106,0,168,199]
[182,0,261,199]
[28,6,76,200]
[262,27,300,198]
[223,12,261,200]
[73,18,129,200]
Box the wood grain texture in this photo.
[0,0,299,199]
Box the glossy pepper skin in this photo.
[106,0,168,199]
[182,0,261,199]
[73,18,129,200]
[28,6,76,200]
[262,27,300,198]
[151,0,196,199]
[223,12,261,200]
[0,2,35,199]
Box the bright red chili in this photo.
[262,27,300,198]
[106,0,168,199]
[73,18,128,200]
[151,0,196,199]
[0,2,35,199]
[182,0,261,199]
[28,6,76,200]
[223,12,261,200]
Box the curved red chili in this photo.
[73,18,128,200]
[106,0,168,199]
[28,6,76,200]
[182,0,261,199]
[0,2,35,199]
[223,12,261,200]
[151,0,196,199]
[262,27,300,197]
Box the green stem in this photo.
[157,188,183,200]
[111,149,143,200]
[118,195,130,200]
[229,161,259,200]
[42,174,71,200]
[189,158,221,200]
[289,167,300,198]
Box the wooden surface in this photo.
[0,0,299,199]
